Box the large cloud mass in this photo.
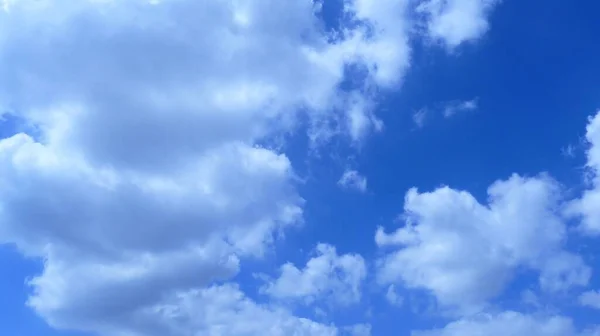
[0,0,409,333]
[0,0,501,335]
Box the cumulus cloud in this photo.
[0,0,502,335]
[338,169,368,192]
[417,0,500,48]
[413,311,599,336]
[344,0,412,87]
[2,127,305,334]
[567,111,600,235]
[0,0,414,333]
[344,323,372,336]
[261,244,366,307]
[376,174,589,314]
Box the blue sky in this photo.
[1,0,600,335]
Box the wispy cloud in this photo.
[443,98,479,118]
[413,108,428,128]
[413,98,479,128]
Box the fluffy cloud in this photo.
[0,0,414,153]
[344,0,412,87]
[261,244,366,307]
[338,169,368,192]
[51,282,342,336]
[376,174,590,313]
[413,311,599,336]
[1,132,305,334]
[0,0,502,335]
[417,0,500,48]
[0,0,412,334]
[567,111,600,235]
[413,109,428,128]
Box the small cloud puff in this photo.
[443,98,479,118]
[338,169,368,192]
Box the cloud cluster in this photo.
[261,244,366,307]
[103,283,340,336]
[378,111,600,333]
[0,0,502,335]
[377,174,590,313]
[0,0,411,333]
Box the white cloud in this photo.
[586,112,600,173]
[413,98,477,128]
[2,134,305,334]
[0,0,415,153]
[345,94,384,142]
[376,174,589,314]
[117,283,340,336]
[413,311,595,336]
[413,109,428,128]
[386,284,404,307]
[0,0,502,334]
[562,144,577,158]
[567,111,600,235]
[261,244,366,307]
[443,98,478,118]
[0,0,416,334]
[345,0,412,87]
[580,290,600,309]
[338,169,368,192]
[417,0,500,48]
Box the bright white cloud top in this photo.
[417,0,500,48]
[3,1,600,336]
[376,175,590,313]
